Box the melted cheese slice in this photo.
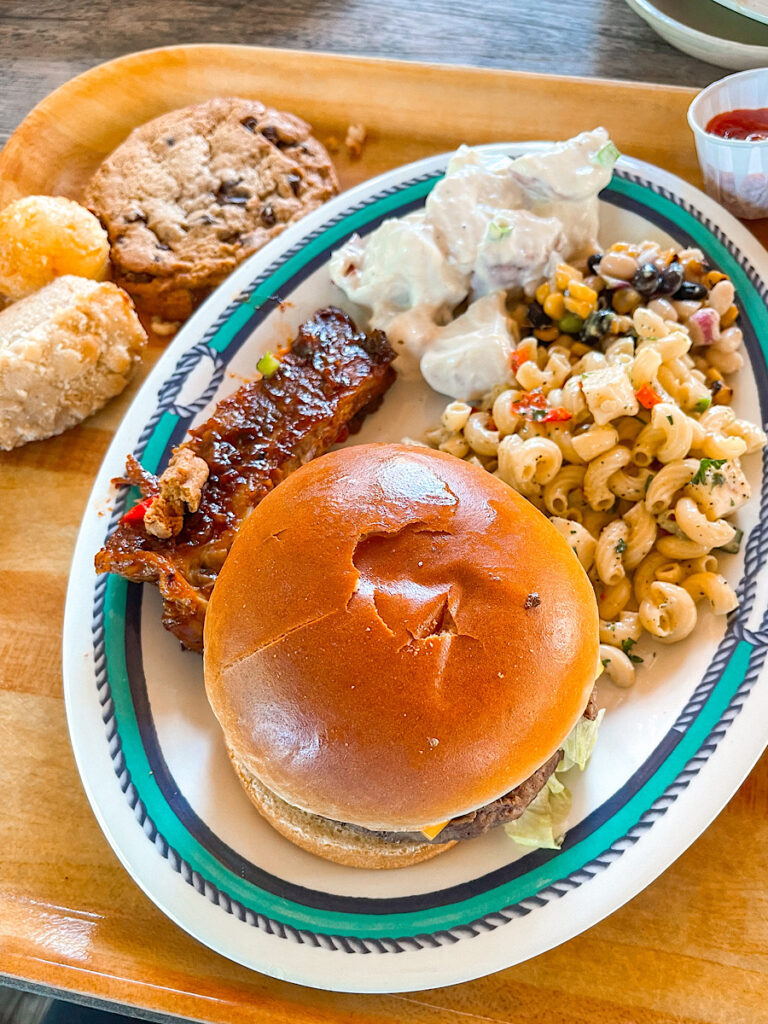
[419,821,449,841]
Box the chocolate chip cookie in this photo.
[83,97,339,321]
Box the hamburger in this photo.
[204,443,601,868]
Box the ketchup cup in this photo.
[688,68,768,220]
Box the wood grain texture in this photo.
[0,42,767,1024]
[0,0,727,148]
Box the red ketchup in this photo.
[706,107,768,142]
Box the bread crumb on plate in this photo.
[150,316,180,337]
[345,123,367,159]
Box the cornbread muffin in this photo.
[0,275,146,450]
[0,195,110,300]
[84,97,339,320]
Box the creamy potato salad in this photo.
[330,128,619,399]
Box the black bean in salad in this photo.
[581,308,614,342]
[587,252,603,273]
[632,262,662,297]
[657,261,685,297]
[527,299,550,328]
[672,280,707,301]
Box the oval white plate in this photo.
[624,0,768,69]
[63,145,768,993]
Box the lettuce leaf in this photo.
[503,775,572,850]
[504,707,605,851]
[560,708,605,773]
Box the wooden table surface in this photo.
[0,27,767,1024]
[0,0,729,148]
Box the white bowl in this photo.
[624,0,768,70]
[688,68,768,219]
[710,0,768,27]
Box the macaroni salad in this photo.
[424,240,766,687]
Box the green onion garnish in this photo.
[595,141,620,168]
[257,351,280,377]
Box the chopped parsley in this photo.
[621,637,644,664]
[695,396,711,413]
[601,658,610,669]
[615,538,627,555]
[644,473,653,494]
[691,458,727,486]
[667,414,674,425]
[715,527,743,554]
[712,471,726,487]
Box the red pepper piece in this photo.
[541,407,572,423]
[635,384,663,409]
[510,346,531,374]
[121,496,154,525]
[509,389,570,422]
[509,389,547,415]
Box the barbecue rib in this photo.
[95,307,397,650]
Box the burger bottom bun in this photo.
[228,748,456,869]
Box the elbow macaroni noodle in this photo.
[595,519,630,586]
[651,403,694,463]
[425,245,767,683]
[584,445,632,510]
[599,611,642,647]
[544,464,586,516]
[639,580,698,643]
[551,516,597,571]
[645,458,700,514]
[599,643,637,688]
[682,571,739,614]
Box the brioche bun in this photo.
[204,443,599,843]
[228,746,455,868]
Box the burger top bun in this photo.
[204,443,600,833]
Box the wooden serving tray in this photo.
[1,44,766,1024]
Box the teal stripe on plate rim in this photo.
[95,170,768,941]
